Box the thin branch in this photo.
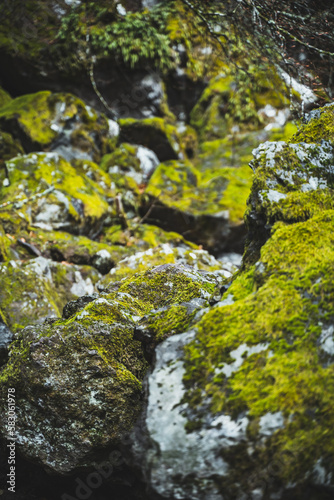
[0,185,55,210]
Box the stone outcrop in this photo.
[128,103,334,500]
[0,264,224,475]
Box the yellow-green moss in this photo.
[190,67,291,143]
[183,209,334,484]
[3,153,111,224]
[0,91,115,161]
[0,87,12,109]
[140,304,197,345]
[0,225,11,261]
[118,267,216,309]
[291,104,334,144]
[146,159,251,224]
[100,143,139,173]
[0,91,57,146]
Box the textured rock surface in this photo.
[0,264,225,474]
[245,104,334,264]
[0,256,100,331]
[127,105,334,500]
[0,91,118,162]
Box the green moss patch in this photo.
[146,159,251,224]
[0,91,116,161]
[2,152,112,234]
[183,210,334,485]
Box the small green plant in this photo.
[56,3,178,72]
[92,8,178,70]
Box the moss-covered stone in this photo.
[292,103,334,144]
[101,221,197,253]
[100,143,140,174]
[0,91,118,162]
[22,229,122,273]
[190,68,291,143]
[144,159,247,253]
[146,158,250,224]
[2,152,113,236]
[110,261,226,358]
[0,262,224,473]
[178,209,334,496]
[98,242,230,288]
[166,0,226,82]
[0,256,100,331]
[244,105,334,264]
[101,142,159,186]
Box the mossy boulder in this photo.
[144,160,247,253]
[0,263,224,474]
[131,210,334,499]
[2,152,113,236]
[0,256,100,332]
[100,143,160,213]
[190,69,291,143]
[244,104,334,264]
[100,221,198,254]
[100,142,159,185]
[119,117,185,162]
[0,91,118,163]
[129,105,334,500]
[24,230,123,274]
[98,241,233,288]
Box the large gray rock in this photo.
[244,105,334,264]
[0,264,224,475]
[126,106,334,500]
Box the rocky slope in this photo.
[0,1,333,499]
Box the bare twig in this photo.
[0,185,55,210]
